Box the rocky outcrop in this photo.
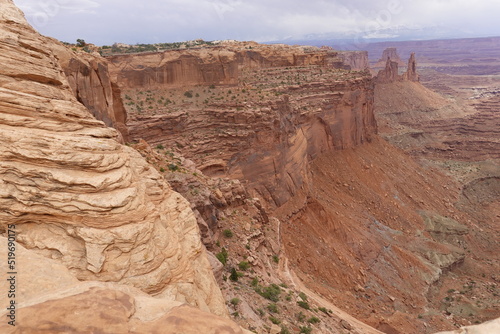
[376,51,419,83]
[338,51,370,70]
[54,46,129,141]
[108,42,367,89]
[402,52,419,82]
[0,238,250,334]
[376,57,400,83]
[0,0,227,319]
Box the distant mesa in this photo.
[377,47,405,66]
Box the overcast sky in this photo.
[12,0,500,46]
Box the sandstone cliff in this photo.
[0,0,229,324]
[108,42,367,89]
[54,47,129,140]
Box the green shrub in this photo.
[223,229,233,238]
[184,91,193,98]
[229,268,239,282]
[299,326,312,334]
[256,284,281,302]
[159,167,165,173]
[167,163,179,172]
[307,316,320,324]
[269,316,281,325]
[230,298,240,306]
[238,261,250,271]
[297,301,310,310]
[297,312,306,322]
[318,307,331,314]
[251,277,259,287]
[272,255,279,263]
[267,303,279,313]
[299,292,308,301]
[280,326,290,334]
[216,248,228,265]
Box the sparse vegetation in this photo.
[297,301,310,310]
[255,283,281,302]
[216,248,228,265]
[223,229,233,238]
[230,298,240,306]
[229,268,239,282]
[238,261,250,271]
[267,303,279,313]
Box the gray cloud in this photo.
[12,0,500,45]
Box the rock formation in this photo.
[0,237,250,334]
[108,42,367,89]
[54,47,129,140]
[116,62,377,208]
[377,47,404,65]
[337,50,370,70]
[402,52,419,82]
[0,0,230,324]
[376,57,400,83]
[376,50,419,83]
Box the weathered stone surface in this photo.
[0,237,249,333]
[433,317,500,334]
[0,0,226,318]
[54,46,129,140]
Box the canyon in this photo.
[0,1,498,333]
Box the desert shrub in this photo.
[307,316,320,324]
[230,298,240,306]
[223,229,233,238]
[184,91,193,98]
[256,284,281,302]
[216,248,228,265]
[299,326,312,334]
[238,261,250,271]
[297,301,310,310]
[269,316,281,324]
[280,326,290,334]
[267,303,279,313]
[229,268,239,281]
[167,163,178,172]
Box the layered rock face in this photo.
[112,47,377,207]
[0,0,227,321]
[108,42,367,89]
[54,47,129,140]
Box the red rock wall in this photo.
[53,46,129,141]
